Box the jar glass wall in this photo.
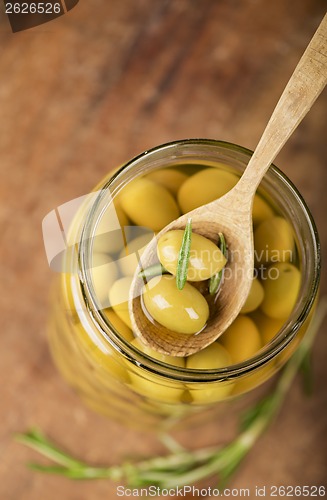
[48,139,320,432]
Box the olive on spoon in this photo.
[129,14,327,357]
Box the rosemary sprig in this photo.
[138,263,168,281]
[209,232,227,295]
[299,350,314,396]
[176,218,192,290]
[15,298,326,489]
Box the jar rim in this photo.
[79,139,321,382]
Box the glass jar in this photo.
[47,139,320,432]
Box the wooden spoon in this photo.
[129,14,327,356]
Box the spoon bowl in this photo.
[129,14,327,356]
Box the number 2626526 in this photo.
[5,3,62,14]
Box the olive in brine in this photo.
[240,277,264,313]
[186,342,231,370]
[254,216,294,264]
[128,338,185,403]
[108,276,133,328]
[131,338,185,367]
[103,308,134,342]
[220,315,262,364]
[118,232,155,276]
[142,275,209,334]
[92,203,129,255]
[260,262,301,320]
[157,230,226,281]
[251,309,285,345]
[252,193,274,226]
[177,167,238,214]
[119,178,180,232]
[186,343,234,403]
[146,168,188,196]
[91,254,118,308]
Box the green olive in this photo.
[129,339,185,403]
[146,168,188,196]
[142,275,209,334]
[103,308,134,342]
[75,321,130,383]
[118,232,155,276]
[129,368,185,403]
[92,203,129,255]
[187,342,231,369]
[220,315,262,364]
[252,193,274,226]
[91,254,118,308]
[260,262,301,320]
[157,230,226,281]
[119,177,180,231]
[251,309,285,344]
[177,167,238,214]
[186,380,234,404]
[131,338,185,367]
[240,277,264,313]
[108,276,133,328]
[232,362,275,396]
[254,216,294,264]
[186,343,233,403]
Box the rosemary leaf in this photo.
[299,350,314,396]
[15,428,85,469]
[239,394,275,432]
[176,218,192,290]
[28,463,116,480]
[209,232,227,295]
[138,263,168,281]
[159,433,186,453]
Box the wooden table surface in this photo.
[1,1,326,499]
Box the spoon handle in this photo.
[237,13,327,196]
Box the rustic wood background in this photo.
[0,1,326,499]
